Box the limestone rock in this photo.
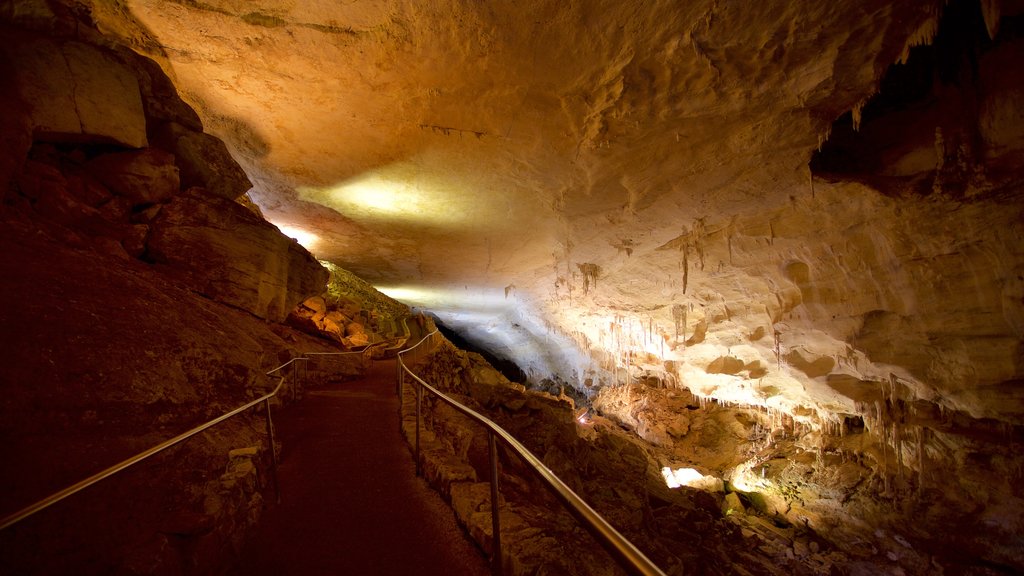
[15,158,118,238]
[150,121,252,200]
[723,492,745,516]
[301,296,327,316]
[121,224,149,258]
[147,188,328,322]
[132,54,203,132]
[64,171,113,208]
[707,356,745,375]
[86,148,180,205]
[345,332,370,348]
[321,315,345,342]
[783,349,835,379]
[4,33,146,147]
[235,192,265,218]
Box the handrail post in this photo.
[415,379,422,477]
[397,360,405,434]
[489,430,502,576]
[291,361,297,403]
[265,397,281,504]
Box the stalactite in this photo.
[851,100,865,132]
[877,396,889,495]
[980,0,1002,39]
[898,9,940,64]
[682,250,689,294]
[817,125,831,152]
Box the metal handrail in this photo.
[397,331,666,576]
[0,355,316,530]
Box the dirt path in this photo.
[239,358,489,575]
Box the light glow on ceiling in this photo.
[275,224,319,252]
[375,284,512,312]
[298,163,471,227]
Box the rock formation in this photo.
[0,3,343,573]
[2,0,1023,574]
[285,261,413,350]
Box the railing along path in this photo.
[1,318,665,576]
[0,349,367,531]
[398,330,666,576]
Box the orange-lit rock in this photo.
[2,0,1023,574]
[86,148,179,205]
[4,34,147,148]
[147,188,328,323]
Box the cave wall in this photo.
[0,3,338,573]
[1,0,1020,574]
[0,3,329,321]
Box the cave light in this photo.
[274,224,319,252]
[297,162,470,227]
[661,467,712,489]
[375,284,512,313]
[575,407,590,425]
[730,463,766,493]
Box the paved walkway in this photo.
[239,358,489,575]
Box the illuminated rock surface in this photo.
[2,0,1023,574]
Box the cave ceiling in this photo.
[86,1,1024,422]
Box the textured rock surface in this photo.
[85,147,179,204]
[150,121,253,201]
[4,0,1024,574]
[147,187,328,323]
[3,31,148,148]
[0,6,341,573]
[86,0,1021,428]
[0,212,343,574]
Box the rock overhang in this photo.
[80,0,1024,428]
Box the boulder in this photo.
[15,158,119,238]
[64,172,113,208]
[132,55,203,132]
[150,121,252,200]
[300,296,327,316]
[286,296,326,333]
[325,310,349,324]
[86,148,180,205]
[147,188,328,322]
[723,492,745,516]
[321,316,345,342]
[4,33,147,148]
[346,332,370,348]
[121,224,149,258]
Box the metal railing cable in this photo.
[397,331,666,576]
[0,347,367,531]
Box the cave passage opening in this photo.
[430,315,528,384]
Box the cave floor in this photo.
[239,358,489,575]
